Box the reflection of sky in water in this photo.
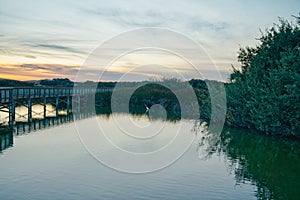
[0,104,67,124]
[0,114,256,199]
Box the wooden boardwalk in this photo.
[0,87,113,133]
[0,87,113,103]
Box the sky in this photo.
[0,0,299,82]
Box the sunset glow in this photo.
[0,0,299,81]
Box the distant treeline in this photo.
[0,78,74,87]
[94,78,211,121]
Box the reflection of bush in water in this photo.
[196,126,300,200]
[193,121,221,159]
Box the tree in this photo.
[227,18,300,136]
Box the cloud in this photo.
[0,63,79,80]
[81,4,230,33]
[20,64,48,70]
[26,43,87,55]
[24,55,36,59]
[85,7,164,27]
[38,44,73,50]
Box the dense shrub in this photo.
[227,18,300,136]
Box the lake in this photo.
[0,113,299,200]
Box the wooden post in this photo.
[9,128,13,147]
[77,95,81,115]
[67,95,70,115]
[11,100,15,133]
[8,89,15,133]
[55,96,59,125]
[43,90,47,127]
[16,123,19,135]
[28,98,32,130]
[33,120,36,130]
[56,96,59,118]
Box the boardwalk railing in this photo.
[0,87,113,103]
[0,87,114,134]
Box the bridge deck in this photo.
[0,87,113,103]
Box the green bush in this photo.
[227,18,300,136]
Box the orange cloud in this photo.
[0,63,79,81]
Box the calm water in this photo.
[0,114,299,200]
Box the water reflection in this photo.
[196,126,300,200]
[0,104,76,152]
[0,128,13,152]
[0,111,299,200]
[0,104,67,124]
